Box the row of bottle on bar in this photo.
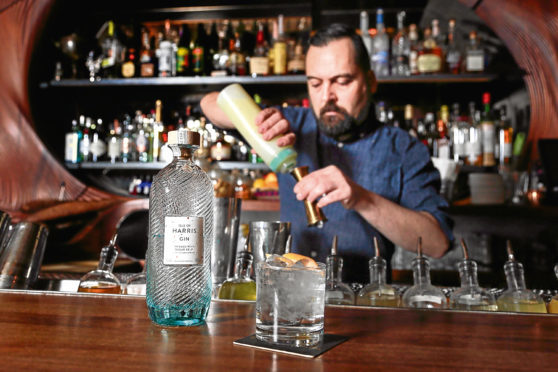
[380,93,522,168]
[216,232,557,314]
[362,9,488,77]
[64,100,262,165]
[77,15,309,82]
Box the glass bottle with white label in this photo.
[146,129,214,326]
[402,238,447,309]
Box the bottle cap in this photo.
[482,92,491,105]
[167,129,201,146]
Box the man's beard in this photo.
[316,102,356,139]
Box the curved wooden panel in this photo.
[0,0,116,217]
[461,0,558,158]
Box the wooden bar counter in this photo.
[1,290,557,370]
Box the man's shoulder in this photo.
[371,125,422,152]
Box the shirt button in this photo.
[310,251,318,258]
[337,142,344,148]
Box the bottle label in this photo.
[287,58,305,73]
[136,135,147,153]
[163,216,204,265]
[503,143,513,157]
[481,122,495,155]
[65,133,79,163]
[176,47,190,74]
[90,140,107,157]
[250,56,269,76]
[273,42,287,75]
[466,55,484,72]
[121,61,135,78]
[417,54,442,73]
[410,50,418,74]
[108,138,121,159]
[192,47,204,74]
[409,295,443,305]
[141,63,154,77]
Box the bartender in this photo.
[201,23,453,283]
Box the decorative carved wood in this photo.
[461,0,558,158]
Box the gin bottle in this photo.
[217,232,256,301]
[402,238,447,309]
[449,239,497,311]
[496,241,547,314]
[325,236,355,305]
[146,129,214,326]
[357,237,400,307]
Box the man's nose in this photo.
[321,82,336,104]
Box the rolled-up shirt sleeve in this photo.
[399,138,454,245]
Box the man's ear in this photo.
[367,70,377,94]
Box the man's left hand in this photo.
[293,165,369,209]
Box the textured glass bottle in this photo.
[357,238,400,307]
[449,239,497,311]
[496,242,546,314]
[217,234,256,301]
[146,129,214,326]
[325,236,355,305]
[78,234,121,294]
[402,238,447,309]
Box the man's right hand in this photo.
[255,107,296,147]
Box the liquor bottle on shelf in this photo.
[176,24,191,76]
[217,232,256,301]
[431,19,446,70]
[156,20,177,77]
[64,119,82,164]
[121,46,137,78]
[449,239,497,311]
[152,100,164,162]
[121,114,136,163]
[273,14,287,75]
[498,105,513,166]
[359,11,373,62]
[77,234,121,294]
[211,24,230,77]
[391,11,410,76]
[480,92,496,166]
[287,19,306,75]
[466,102,483,166]
[450,103,469,163]
[107,119,121,163]
[372,8,390,77]
[249,21,270,77]
[139,27,155,77]
[191,23,206,76]
[465,30,485,73]
[417,27,443,74]
[403,104,418,138]
[433,105,451,159]
[135,114,151,163]
[210,130,232,161]
[408,24,420,75]
[325,236,355,305]
[356,237,400,307]
[79,116,92,163]
[207,22,220,76]
[402,237,448,309]
[90,118,107,162]
[496,241,547,314]
[445,19,462,74]
[100,20,123,79]
[146,129,214,326]
[229,32,247,76]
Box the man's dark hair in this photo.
[309,23,371,73]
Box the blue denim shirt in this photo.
[277,106,454,283]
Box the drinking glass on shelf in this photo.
[256,255,325,347]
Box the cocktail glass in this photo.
[255,256,326,347]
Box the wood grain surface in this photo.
[1,291,557,371]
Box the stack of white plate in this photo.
[468,173,505,205]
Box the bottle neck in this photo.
[97,246,117,273]
[368,256,387,285]
[234,251,253,280]
[412,257,431,285]
[326,255,343,284]
[458,260,479,288]
[504,261,527,291]
[170,145,195,160]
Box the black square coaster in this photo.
[233,334,349,358]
